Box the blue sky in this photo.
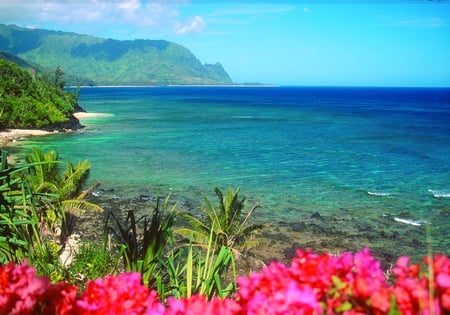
[0,1,449,87]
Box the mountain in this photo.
[0,23,233,86]
[0,50,96,86]
[0,51,40,70]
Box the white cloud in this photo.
[0,0,200,37]
[303,7,313,13]
[175,15,206,34]
[117,0,140,11]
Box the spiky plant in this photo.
[105,194,176,286]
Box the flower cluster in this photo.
[391,253,450,315]
[236,248,392,314]
[0,260,77,315]
[1,248,449,314]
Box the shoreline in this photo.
[0,129,58,147]
[0,112,109,148]
[76,188,448,270]
[73,112,111,119]
[81,190,444,271]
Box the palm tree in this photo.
[24,147,102,238]
[177,187,263,258]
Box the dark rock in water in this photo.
[43,114,84,132]
[284,246,299,261]
[310,212,322,220]
[136,195,151,202]
[292,222,306,232]
[74,104,87,113]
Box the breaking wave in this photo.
[428,189,450,198]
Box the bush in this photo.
[0,248,449,314]
[0,59,77,129]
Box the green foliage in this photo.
[105,195,176,286]
[105,194,235,301]
[32,240,65,283]
[159,234,236,301]
[0,149,58,265]
[25,147,102,216]
[0,148,108,286]
[0,23,233,86]
[0,59,77,129]
[67,242,117,290]
[177,187,263,258]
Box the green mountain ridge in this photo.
[0,50,95,86]
[0,23,233,86]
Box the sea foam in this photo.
[428,189,450,198]
[393,217,426,226]
[367,191,391,197]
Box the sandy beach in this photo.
[0,112,110,147]
[0,129,58,147]
[73,112,111,119]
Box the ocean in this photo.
[20,86,450,260]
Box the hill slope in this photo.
[0,24,233,86]
[0,59,80,130]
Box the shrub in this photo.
[1,248,449,314]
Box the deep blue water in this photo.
[23,86,450,245]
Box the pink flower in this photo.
[75,272,164,315]
[428,254,450,313]
[0,260,50,315]
[36,282,78,315]
[1,248,449,314]
[237,260,322,315]
[370,288,391,313]
[166,295,240,315]
[289,249,339,300]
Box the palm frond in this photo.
[61,199,103,215]
[60,160,91,199]
[76,182,102,200]
[176,212,211,242]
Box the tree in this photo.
[53,66,66,90]
[0,59,77,129]
[24,147,102,238]
[176,187,263,258]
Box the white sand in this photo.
[0,112,110,147]
[0,129,58,146]
[73,112,111,119]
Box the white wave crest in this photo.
[367,191,390,197]
[428,189,450,198]
[393,217,426,227]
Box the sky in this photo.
[0,0,449,87]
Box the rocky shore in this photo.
[75,189,448,272]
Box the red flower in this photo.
[166,295,240,315]
[75,272,164,315]
[36,282,78,315]
[237,260,322,314]
[0,260,50,315]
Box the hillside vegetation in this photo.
[0,59,79,130]
[0,23,233,86]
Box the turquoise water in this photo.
[22,87,449,235]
